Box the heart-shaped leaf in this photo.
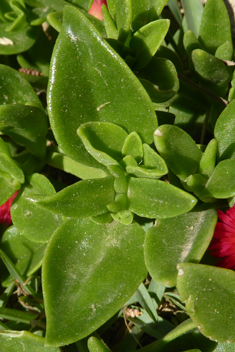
[48,5,157,165]
[177,263,235,343]
[145,206,217,287]
[43,218,146,346]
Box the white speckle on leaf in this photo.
[0,37,14,45]
[177,266,184,276]
[154,129,163,137]
[96,101,110,111]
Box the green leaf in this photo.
[102,4,118,39]
[202,159,235,199]
[0,104,48,160]
[198,0,233,59]
[198,139,217,177]
[154,125,202,181]
[183,30,202,54]
[37,177,115,218]
[135,283,159,323]
[213,342,235,352]
[122,132,143,162]
[191,49,231,96]
[0,65,43,108]
[138,57,179,103]
[0,153,24,183]
[0,307,38,324]
[129,19,170,70]
[177,263,235,343]
[48,5,157,166]
[46,148,108,180]
[77,122,128,166]
[88,337,111,352]
[116,0,132,42]
[214,100,235,160]
[128,177,197,218]
[181,0,203,37]
[0,330,60,352]
[0,171,20,205]
[145,206,217,287]
[0,24,38,55]
[43,218,146,346]
[11,174,64,243]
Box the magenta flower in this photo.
[209,205,235,270]
[88,0,107,20]
[0,191,19,226]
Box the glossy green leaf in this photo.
[138,57,179,103]
[214,100,235,160]
[145,206,217,287]
[154,125,202,181]
[116,0,132,42]
[129,19,170,70]
[202,160,235,199]
[0,65,42,108]
[77,122,128,166]
[198,0,233,59]
[48,5,157,166]
[198,139,217,177]
[0,104,48,160]
[46,148,108,180]
[191,49,231,96]
[11,173,64,243]
[0,24,38,55]
[37,177,115,218]
[0,330,60,352]
[43,218,146,346]
[154,0,170,16]
[0,226,46,286]
[128,177,197,218]
[181,0,203,37]
[177,263,235,343]
[107,164,128,193]
[122,132,143,162]
[88,337,111,352]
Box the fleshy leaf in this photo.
[36,177,115,218]
[0,65,43,108]
[214,100,235,160]
[0,330,60,352]
[198,0,233,59]
[128,177,197,218]
[145,206,217,287]
[11,173,64,243]
[43,218,146,346]
[177,263,235,343]
[129,19,170,70]
[138,57,179,103]
[201,160,235,199]
[154,125,202,181]
[122,132,143,162]
[0,104,48,160]
[116,0,132,42]
[77,122,128,166]
[88,337,111,352]
[48,5,157,165]
[191,49,231,96]
[0,24,38,55]
[198,139,217,177]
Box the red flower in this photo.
[209,205,235,269]
[88,0,107,20]
[0,191,19,226]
